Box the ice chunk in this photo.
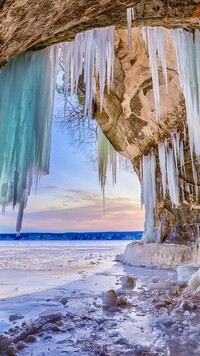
[177,264,199,283]
[188,268,200,292]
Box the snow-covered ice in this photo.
[1,241,200,355]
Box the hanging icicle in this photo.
[98,127,117,205]
[179,140,185,176]
[158,142,167,199]
[147,27,168,121]
[166,146,179,205]
[127,7,135,51]
[62,26,115,118]
[170,29,200,158]
[141,27,147,47]
[0,46,59,233]
[141,153,157,243]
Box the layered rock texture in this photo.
[1,1,200,242]
[1,0,200,68]
[95,28,200,243]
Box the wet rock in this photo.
[103,290,118,307]
[60,297,68,305]
[25,334,37,343]
[9,313,24,322]
[180,301,197,311]
[151,276,159,283]
[6,344,18,356]
[121,275,136,288]
[118,296,128,306]
[16,341,26,350]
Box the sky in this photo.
[0,95,144,233]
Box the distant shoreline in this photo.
[0,231,143,241]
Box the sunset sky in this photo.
[0,94,144,233]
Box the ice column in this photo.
[141,153,157,243]
[166,146,179,205]
[158,142,167,199]
[0,46,59,232]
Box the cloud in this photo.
[20,198,144,232]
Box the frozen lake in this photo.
[0,241,200,355]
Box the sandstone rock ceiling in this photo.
[1,0,200,67]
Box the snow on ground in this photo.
[1,241,200,355]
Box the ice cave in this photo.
[0,1,199,241]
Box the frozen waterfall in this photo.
[0,46,59,233]
[0,26,115,232]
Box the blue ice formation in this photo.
[0,46,59,233]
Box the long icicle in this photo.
[98,127,117,206]
[141,153,157,243]
[127,7,135,51]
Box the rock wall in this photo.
[95,28,200,243]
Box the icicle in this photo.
[197,223,200,236]
[142,153,157,243]
[127,7,135,51]
[196,185,199,203]
[147,27,168,121]
[141,27,147,47]
[62,26,115,117]
[171,29,200,157]
[183,124,187,142]
[98,127,117,205]
[140,157,144,209]
[171,131,179,171]
[158,142,166,199]
[180,141,185,175]
[16,173,32,234]
[166,146,179,205]
[0,46,59,232]
[109,143,117,186]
